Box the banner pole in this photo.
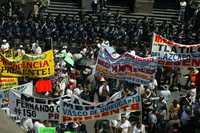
[137,86,143,124]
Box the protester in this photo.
[118,114,131,133]
[179,0,187,21]
[1,39,10,51]
[132,122,146,133]
[92,0,98,14]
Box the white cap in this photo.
[2,39,6,43]
[63,46,67,49]
[20,45,23,48]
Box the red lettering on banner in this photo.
[2,59,7,65]
[111,109,120,114]
[174,61,181,66]
[121,105,129,111]
[27,62,32,68]
[98,59,109,68]
[73,117,83,121]
[94,114,101,118]
[126,64,133,73]
[113,64,133,73]
[182,59,190,66]
[33,62,39,68]
[158,60,165,65]
[63,116,72,122]
[101,112,110,117]
[112,65,118,73]
[84,116,93,120]
[48,113,59,120]
[165,61,173,66]
[118,64,125,73]
[192,59,200,67]
[42,60,49,67]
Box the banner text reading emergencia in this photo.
[0,50,54,77]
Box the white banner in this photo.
[9,90,70,121]
[152,34,200,67]
[60,93,141,122]
[0,82,33,108]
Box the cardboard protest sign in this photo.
[60,93,141,122]
[38,127,56,133]
[0,50,54,77]
[95,47,157,85]
[0,77,18,89]
[152,34,200,67]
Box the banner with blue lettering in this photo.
[95,47,157,85]
[60,92,141,123]
[152,34,200,67]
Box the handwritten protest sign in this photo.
[152,34,200,67]
[0,50,54,77]
[60,93,141,122]
[95,47,157,85]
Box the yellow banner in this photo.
[0,49,14,58]
[0,50,54,78]
[0,77,18,89]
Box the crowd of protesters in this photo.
[1,0,200,133]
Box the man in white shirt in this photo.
[119,115,131,133]
[132,122,146,133]
[159,85,171,103]
[1,39,9,51]
[98,77,109,95]
[22,118,33,132]
[148,79,158,94]
[35,44,42,54]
